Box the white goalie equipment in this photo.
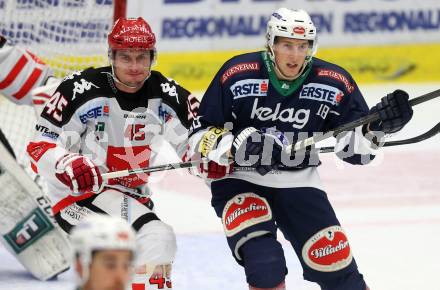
[0,141,71,280]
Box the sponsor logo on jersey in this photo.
[317,69,355,93]
[222,193,272,237]
[27,141,57,162]
[79,106,107,124]
[230,79,268,99]
[103,105,110,115]
[60,203,93,224]
[199,127,228,157]
[35,124,59,140]
[123,113,147,119]
[3,208,54,254]
[299,83,344,106]
[107,145,152,188]
[158,105,174,122]
[221,62,260,84]
[95,122,105,132]
[302,225,352,272]
[250,98,310,129]
[72,79,99,100]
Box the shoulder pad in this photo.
[41,67,109,127]
[220,52,263,84]
[312,58,356,94]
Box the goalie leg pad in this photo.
[0,128,15,158]
[0,141,71,280]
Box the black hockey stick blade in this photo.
[382,121,440,147]
[317,121,440,153]
[286,88,440,154]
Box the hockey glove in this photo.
[0,35,6,48]
[55,153,103,194]
[367,89,413,134]
[231,127,283,176]
[187,153,233,179]
[198,159,233,179]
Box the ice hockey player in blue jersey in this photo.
[187,7,413,290]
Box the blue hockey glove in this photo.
[231,127,283,176]
[367,89,413,134]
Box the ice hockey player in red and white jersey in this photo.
[27,17,200,290]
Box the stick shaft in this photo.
[101,89,440,181]
[101,159,201,181]
[286,89,440,153]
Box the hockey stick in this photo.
[317,121,440,153]
[101,122,440,180]
[101,89,440,181]
[101,159,202,181]
[285,88,440,154]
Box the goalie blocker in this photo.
[0,140,71,280]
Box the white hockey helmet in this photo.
[266,8,318,63]
[70,214,136,272]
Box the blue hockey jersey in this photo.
[188,51,377,188]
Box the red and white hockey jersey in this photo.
[27,67,199,213]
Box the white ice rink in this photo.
[1,83,439,290]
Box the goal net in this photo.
[0,0,122,169]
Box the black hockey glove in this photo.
[367,89,413,134]
[0,35,6,48]
[231,127,283,176]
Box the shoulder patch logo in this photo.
[72,79,99,100]
[221,62,260,84]
[302,225,352,272]
[161,82,179,104]
[317,69,355,93]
